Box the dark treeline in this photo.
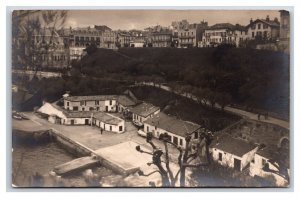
[74,46,289,118]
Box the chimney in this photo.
[250,18,253,24]
[266,15,270,22]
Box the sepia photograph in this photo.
[11,9,290,188]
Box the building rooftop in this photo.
[211,134,257,157]
[117,95,137,107]
[256,145,278,159]
[208,23,236,31]
[247,18,280,28]
[144,112,201,137]
[130,102,160,118]
[65,95,118,102]
[93,112,123,125]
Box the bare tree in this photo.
[12,10,68,72]
[136,130,213,187]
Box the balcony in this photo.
[178,35,195,39]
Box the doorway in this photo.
[234,158,241,171]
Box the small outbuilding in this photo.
[210,134,258,171]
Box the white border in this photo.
[1,0,299,197]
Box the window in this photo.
[179,139,183,146]
[73,106,78,111]
[218,152,223,161]
[80,101,85,106]
[95,101,99,105]
[67,102,69,106]
[194,132,199,139]
[252,32,255,38]
[147,126,149,132]
[119,126,123,131]
[110,100,112,105]
[263,24,268,29]
[82,107,85,111]
[110,126,112,131]
[258,24,261,29]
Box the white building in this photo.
[210,134,258,171]
[200,23,247,48]
[130,102,160,125]
[38,102,124,133]
[143,112,202,148]
[249,145,289,186]
[246,16,280,41]
[116,95,137,113]
[63,95,118,112]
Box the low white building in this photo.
[210,134,258,171]
[143,112,202,148]
[116,95,137,113]
[249,145,289,186]
[92,112,125,133]
[38,102,124,133]
[64,95,118,112]
[130,102,160,125]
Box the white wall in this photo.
[249,154,288,186]
[144,122,187,148]
[64,117,91,125]
[211,147,257,171]
[132,109,160,124]
[64,99,117,112]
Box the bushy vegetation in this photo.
[74,47,289,119]
[130,86,240,131]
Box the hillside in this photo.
[72,47,289,119]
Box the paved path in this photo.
[136,82,289,129]
[16,112,181,159]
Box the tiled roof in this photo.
[144,112,201,137]
[130,102,160,117]
[117,95,137,107]
[93,112,123,125]
[247,19,280,28]
[65,95,118,102]
[256,145,278,159]
[211,134,257,157]
[208,23,236,30]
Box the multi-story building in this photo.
[200,23,247,48]
[128,29,148,47]
[116,31,131,48]
[149,26,172,47]
[32,28,69,69]
[101,29,117,49]
[178,21,208,48]
[63,95,118,112]
[68,26,102,60]
[246,16,280,41]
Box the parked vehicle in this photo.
[12,112,22,120]
[133,120,143,127]
[137,129,147,137]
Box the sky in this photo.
[63,10,281,30]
